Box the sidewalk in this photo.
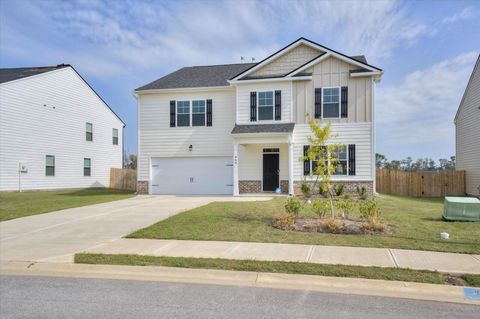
[85,239,480,274]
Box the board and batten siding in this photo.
[455,56,480,196]
[235,81,292,124]
[137,89,236,181]
[293,56,372,124]
[292,123,373,181]
[0,67,123,191]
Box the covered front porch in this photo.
[231,123,295,196]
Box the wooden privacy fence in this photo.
[110,168,137,191]
[376,169,465,197]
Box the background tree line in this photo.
[376,153,455,172]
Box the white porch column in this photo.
[233,140,239,196]
[288,135,294,195]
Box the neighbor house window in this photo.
[46,155,55,176]
[258,91,274,120]
[192,100,206,126]
[112,128,118,145]
[332,145,348,175]
[84,158,91,176]
[86,122,93,141]
[322,87,340,118]
[176,101,190,127]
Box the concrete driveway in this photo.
[0,195,269,263]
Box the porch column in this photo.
[233,141,239,196]
[288,136,294,195]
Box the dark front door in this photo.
[263,154,279,191]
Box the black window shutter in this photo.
[348,144,356,176]
[250,92,257,121]
[303,145,310,175]
[170,100,176,127]
[274,90,281,120]
[341,86,348,118]
[314,88,322,118]
[206,99,212,127]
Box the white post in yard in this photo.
[233,141,239,196]
[288,135,294,195]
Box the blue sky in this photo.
[1,0,479,162]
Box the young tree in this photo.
[302,114,343,218]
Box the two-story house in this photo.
[0,64,125,191]
[135,38,382,196]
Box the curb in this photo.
[1,261,478,305]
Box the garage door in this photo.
[151,157,233,195]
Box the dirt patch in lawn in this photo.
[272,217,389,235]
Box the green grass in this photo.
[74,253,480,287]
[0,188,134,222]
[128,195,480,254]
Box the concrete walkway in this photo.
[0,195,270,263]
[86,239,480,274]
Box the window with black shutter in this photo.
[303,145,310,175]
[250,92,257,121]
[206,99,212,126]
[169,100,176,127]
[274,90,281,120]
[348,144,356,176]
[314,88,322,118]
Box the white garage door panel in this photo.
[151,157,233,195]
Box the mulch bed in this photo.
[272,217,389,235]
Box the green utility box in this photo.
[443,197,480,221]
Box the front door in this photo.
[263,153,279,191]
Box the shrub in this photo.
[284,196,301,217]
[334,183,345,196]
[312,199,330,219]
[322,218,344,233]
[301,182,311,197]
[359,199,382,222]
[356,185,368,200]
[336,198,355,218]
[361,220,387,234]
[319,183,329,198]
[272,213,295,230]
[343,193,352,200]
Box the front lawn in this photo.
[75,253,480,287]
[128,195,480,254]
[0,188,134,222]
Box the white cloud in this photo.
[442,6,476,24]
[377,52,478,155]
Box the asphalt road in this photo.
[0,275,478,319]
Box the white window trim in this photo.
[257,91,275,121]
[307,144,349,176]
[176,99,207,127]
[322,86,341,119]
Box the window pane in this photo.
[84,168,91,176]
[113,137,118,145]
[258,106,273,120]
[334,161,348,175]
[177,114,190,127]
[46,155,55,166]
[323,103,339,118]
[192,114,205,126]
[86,123,92,133]
[113,128,118,137]
[46,166,55,176]
[86,132,93,141]
[84,158,91,168]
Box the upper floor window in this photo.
[112,128,118,145]
[46,155,55,176]
[86,122,93,141]
[177,101,190,127]
[323,87,340,118]
[192,100,206,126]
[84,158,91,176]
[258,91,274,121]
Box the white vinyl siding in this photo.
[293,123,373,181]
[137,89,235,181]
[236,81,291,124]
[456,57,480,196]
[0,67,123,191]
[238,143,289,181]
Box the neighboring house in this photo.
[455,54,480,196]
[135,38,382,195]
[0,64,125,191]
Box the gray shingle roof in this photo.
[350,55,368,64]
[231,123,295,134]
[0,64,70,84]
[136,63,256,91]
